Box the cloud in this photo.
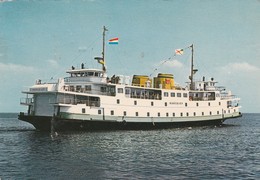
[221,62,260,74]
[0,62,37,73]
[0,0,15,3]
[47,59,59,68]
[78,46,87,52]
[160,59,184,68]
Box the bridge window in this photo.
[94,72,99,77]
[87,72,94,76]
[171,92,175,97]
[177,93,181,97]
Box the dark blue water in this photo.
[0,113,259,179]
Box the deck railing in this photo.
[20,98,34,105]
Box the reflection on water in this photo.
[0,113,259,179]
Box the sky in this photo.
[0,0,259,113]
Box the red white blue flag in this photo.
[175,49,184,55]
[109,37,119,44]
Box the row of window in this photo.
[66,85,91,92]
[116,99,222,107]
[81,109,236,116]
[70,71,103,77]
[66,85,190,100]
[163,92,188,98]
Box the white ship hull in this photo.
[19,83,242,131]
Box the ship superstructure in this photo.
[19,27,241,131]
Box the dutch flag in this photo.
[109,37,119,44]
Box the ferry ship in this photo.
[18,27,242,131]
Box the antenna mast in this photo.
[102,26,108,72]
[190,44,194,90]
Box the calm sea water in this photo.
[0,113,259,179]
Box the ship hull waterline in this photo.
[18,113,242,132]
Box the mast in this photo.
[190,44,194,90]
[102,26,108,72]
